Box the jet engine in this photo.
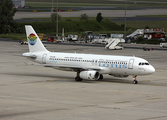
[79,71,100,80]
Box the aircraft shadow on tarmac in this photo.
[1,72,146,85]
[0,108,67,119]
[2,71,165,86]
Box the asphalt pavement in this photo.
[14,9,167,22]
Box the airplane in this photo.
[22,25,155,84]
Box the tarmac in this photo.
[0,40,167,120]
[14,9,167,19]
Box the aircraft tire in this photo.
[99,74,103,80]
[133,80,138,84]
[75,77,82,82]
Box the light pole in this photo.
[56,0,58,38]
[124,0,127,40]
[51,0,53,11]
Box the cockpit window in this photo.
[139,62,149,65]
[145,63,149,65]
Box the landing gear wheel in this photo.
[133,80,138,84]
[75,77,82,82]
[99,74,103,80]
[133,75,138,84]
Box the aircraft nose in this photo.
[149,65,155,74]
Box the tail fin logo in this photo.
[28,33,37,46]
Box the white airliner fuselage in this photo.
[23,25,155,84]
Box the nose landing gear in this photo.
[133,75,138,84]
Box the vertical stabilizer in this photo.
[25,25,48,52]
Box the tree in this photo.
[80,13,89,20]
[51,13,61,22]
[0,0,17,33]
[96,12,103,22]
[145,25,149,29]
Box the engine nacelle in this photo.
[79,71,100,80]
[109,74,129,78]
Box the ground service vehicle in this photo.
[47,37,55,42]
[160,43,167,48]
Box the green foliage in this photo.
[0,33,26,40]
[100,19,122,31]
[18,20,123,34]
[121,24,124,28]
[96,13,103,22]
[145,25,149,29]
[80,14,89,20]
[0,0,18,34]
[130,36,166,44]
[137,36,144,42]
[51,13,61,22]
[116,21,167,30]
[66,19,72,21]
[134,39,165,44]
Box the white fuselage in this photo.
[31,51,155,76]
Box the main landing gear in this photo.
[99,74,103,80]
[133,75,138,84]
[75,76,82,81]
[75,72,82,82]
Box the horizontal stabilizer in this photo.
[24,62,42,66]
[22,52,36,58]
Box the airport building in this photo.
[12,0,25,8]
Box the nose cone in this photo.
[149,65,155,74]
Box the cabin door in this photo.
[128,59,134,69]
[42,53,47,64]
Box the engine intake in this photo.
[79,71,100,80]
